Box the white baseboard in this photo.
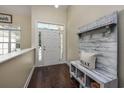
[60,60,67,64]
[66,61,70,67]
[24,66,35,88]
[35,65,44,67]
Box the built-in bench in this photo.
[70,60,118,88]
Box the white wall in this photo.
[0,5,31,49]
[31,5,67,65]
[0,49,35,88]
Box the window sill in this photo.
[0,47,35,64]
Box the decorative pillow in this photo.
[80,51,97,70]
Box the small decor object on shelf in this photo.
[0,13,12,23]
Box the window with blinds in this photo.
[0,25,21,55]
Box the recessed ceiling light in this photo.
[54,5,59,8]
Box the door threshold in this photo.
[36,61,67,67]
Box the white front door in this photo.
[40,30,61,66]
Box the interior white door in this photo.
[41,30,61,66]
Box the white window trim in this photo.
[0,25,21,55]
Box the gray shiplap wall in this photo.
[79,26,117,78]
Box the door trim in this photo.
[35,22,66,66]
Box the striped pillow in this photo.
[80,51,97,70]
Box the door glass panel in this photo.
[49,24,58,30]
[38,23,64,31]
[38,32,42,61]
[38,23,49,29]
[60,33,63,60]
[39,47,42,61]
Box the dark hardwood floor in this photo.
[28,64,79,88]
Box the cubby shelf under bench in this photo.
[70,61,118,88]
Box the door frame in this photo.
[35,21,66,67]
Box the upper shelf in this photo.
[78,12,118,35]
